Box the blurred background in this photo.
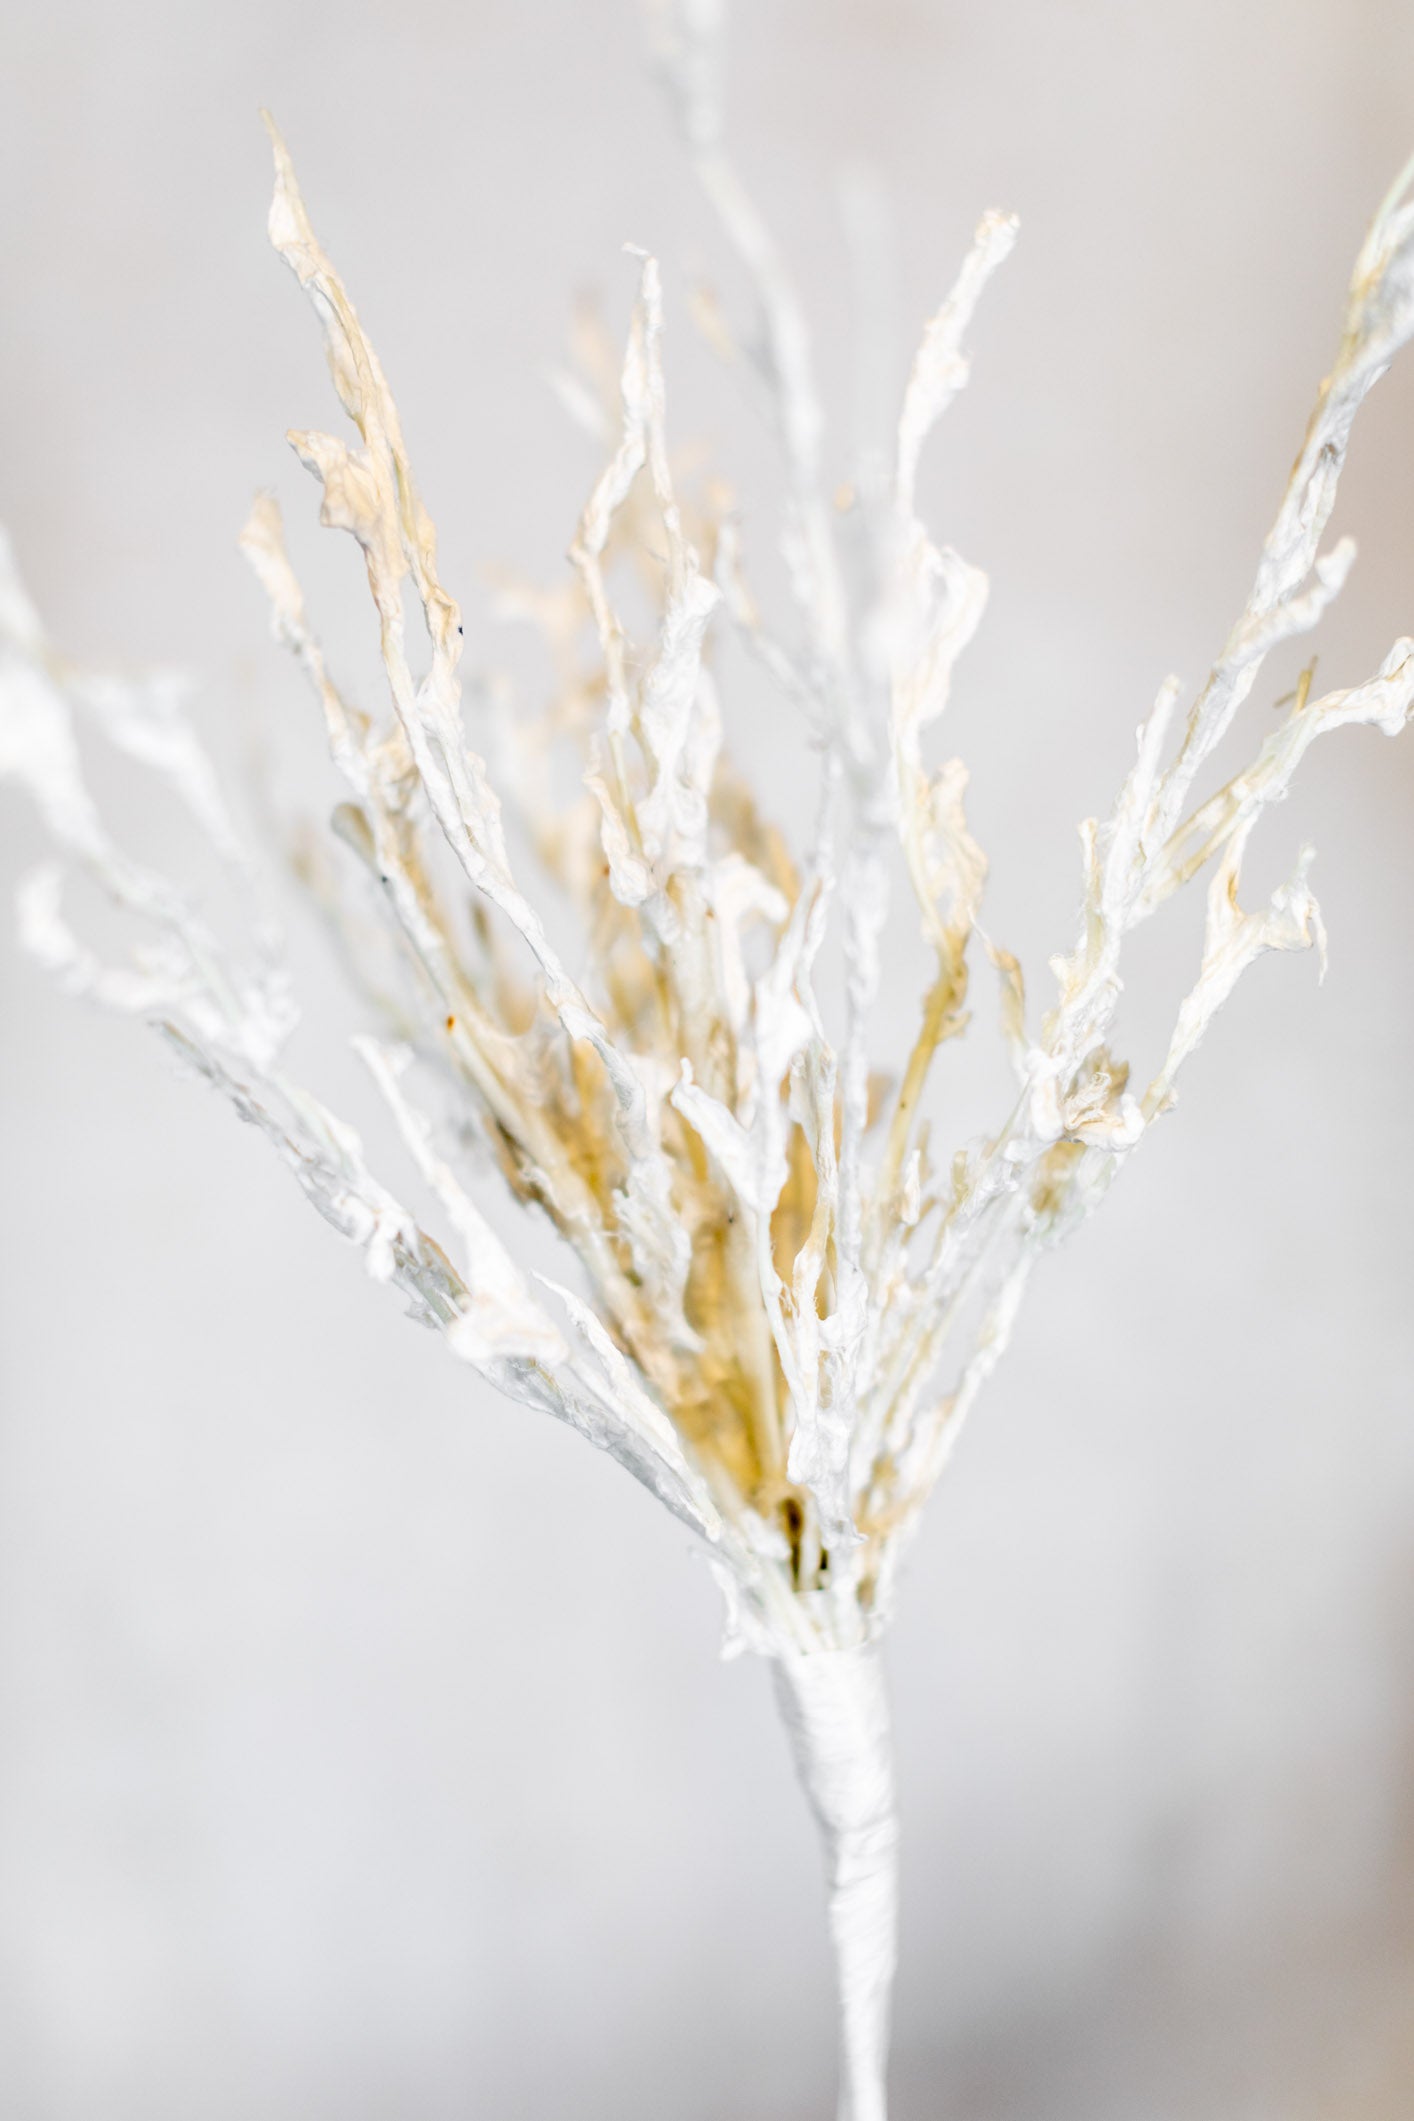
[3,2,1414,2115]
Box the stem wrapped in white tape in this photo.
[773,1644,899,2121]
[5,15,1414,2116]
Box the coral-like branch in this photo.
[4,17,1413,2117]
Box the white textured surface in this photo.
[4,2,1414,2117]
[774,1646,898,2121]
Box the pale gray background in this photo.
[3,3,1414,2116]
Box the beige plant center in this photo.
[4,4,1414,2117]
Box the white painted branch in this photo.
[773,1643,900,2121]
[5,24,1414,2113]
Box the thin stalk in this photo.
[772,1642,900,2121]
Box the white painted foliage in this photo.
[4,15,1413,2117]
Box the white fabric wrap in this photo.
[772,1643,899,2121]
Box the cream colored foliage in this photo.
[4,88,1414,1673]
[7,28,1414,2120]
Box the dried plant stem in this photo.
[5,5,1414,2113]
[774,1645,900,2121]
